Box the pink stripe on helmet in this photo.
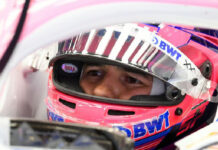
[116,36,135,60]
[87,30,104,54]
[103,31,120,56]
[128,41,144,62]
[75,33,89,52]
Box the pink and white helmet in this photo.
[46,23,218,149]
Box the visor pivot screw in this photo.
[192,78,198,86]
[175,108,183,116]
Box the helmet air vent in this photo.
[175,107,183,116]
[108,109,135,116]
[59,98,76,109]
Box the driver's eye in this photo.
[87,70,103,77]
[124,76,142,84]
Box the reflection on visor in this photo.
[53,23,217,102]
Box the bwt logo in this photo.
[114,110,170,139]
[152,36,181,61]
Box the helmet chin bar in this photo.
[53,82,185,107]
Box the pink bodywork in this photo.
[0,0,218,149]
[1,0,218,59]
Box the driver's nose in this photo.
[93,72,123,99]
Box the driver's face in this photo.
[80,65,153,100]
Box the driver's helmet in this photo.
[46,23,218,149]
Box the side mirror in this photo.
[8,118,134,150]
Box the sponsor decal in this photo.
[183,59,195,71]
[48,110,64,122]
[152,35,181,61]
[61,63,78,73]
[114,110,170,139]
[177,105,207,136]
